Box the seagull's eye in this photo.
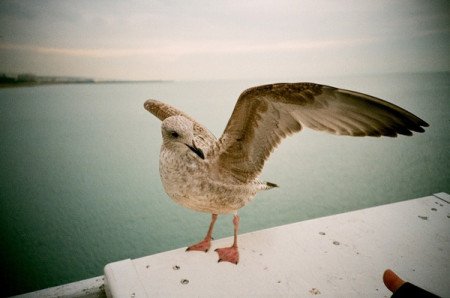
[170,131,179,138]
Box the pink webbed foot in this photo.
[186,214,218,253]
[186,238,212,253]
[215,215,240,264]
[215,245,239,265]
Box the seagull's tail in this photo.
[256,180,278,191]
[263,181,279,190]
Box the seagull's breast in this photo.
[158,147,258,214]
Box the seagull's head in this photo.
[161,115,205,160]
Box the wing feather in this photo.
[216,83,428,183]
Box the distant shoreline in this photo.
[0,80,171,89]
[0,73,171,88]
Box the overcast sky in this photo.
[0,0,448,80]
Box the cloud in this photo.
[0,43,160,58]
[0,37,376,59]
[1,0,448,79]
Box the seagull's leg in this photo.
[186,213,218,253]
[215,214,240,265]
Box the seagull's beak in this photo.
[186,141,205,160]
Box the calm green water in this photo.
[1,72,449,296]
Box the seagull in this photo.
[144,82,428,264]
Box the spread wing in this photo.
[216,83,429,183]
[144,99,216,149]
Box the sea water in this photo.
[0,72,449,295]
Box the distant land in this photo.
[0,73,167,88]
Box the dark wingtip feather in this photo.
[411,126,425,133]
[398,130,413,136]
[420,120,430,127]
[377,127,398,137]
[396,126,413,136]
